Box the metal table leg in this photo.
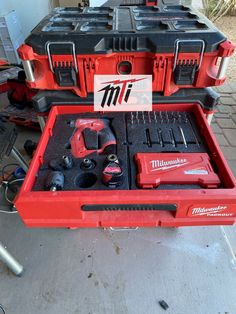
[10,146,29,173]
[38,116,46,132]
[0,242,24,276]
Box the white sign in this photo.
[94,75,152,112]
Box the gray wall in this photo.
[90,0,107,5]
[0,0,53,39]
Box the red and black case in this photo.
[14,4,236,229]
[18,3,235,97]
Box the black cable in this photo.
[0,174,23,212]
[4,178,24,204]
[0,183,17,213]
[1,178,23,200]
[0,304,6,314]
[0,207,17,214]
[1,163,19,181]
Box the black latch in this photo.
[174,60,197,85]
[54,63,77,87]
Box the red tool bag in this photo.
[18,4,235,98]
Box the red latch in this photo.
[146,0,158,6]
[218,40,235,57]
[18,44,35,60]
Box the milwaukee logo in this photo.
[192,205,227,216]
[94,75,152,112]
[150,158,188,171]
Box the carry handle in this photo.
[46,41,78,73]
[173,39,205,72]
[108,227,139,231]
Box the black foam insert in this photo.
[33,111,211,191]
[33,112,128,191]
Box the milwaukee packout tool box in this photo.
[15,97,236,228]
[18,3,235,98]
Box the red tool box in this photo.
[18,4,235,98]
[15,101,236,228]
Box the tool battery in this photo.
[18,3,235,97]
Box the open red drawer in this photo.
[15,103,236,228]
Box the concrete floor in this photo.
[1,216,236,314]
[1,95,236,314]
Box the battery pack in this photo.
[135,153,221,189]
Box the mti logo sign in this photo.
[94,75,152,112]
[99,78,145,108]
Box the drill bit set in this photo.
[127,111,202,150]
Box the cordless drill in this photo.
[70,118,116,158]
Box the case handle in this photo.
[46,41,78,73]
[173,39,205,72]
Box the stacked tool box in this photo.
[15,2,236,228]
[18,5,234,97]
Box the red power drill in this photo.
[70,118,116,158]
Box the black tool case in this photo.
[23,4,226,55]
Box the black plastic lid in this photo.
[25,2,226,55]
